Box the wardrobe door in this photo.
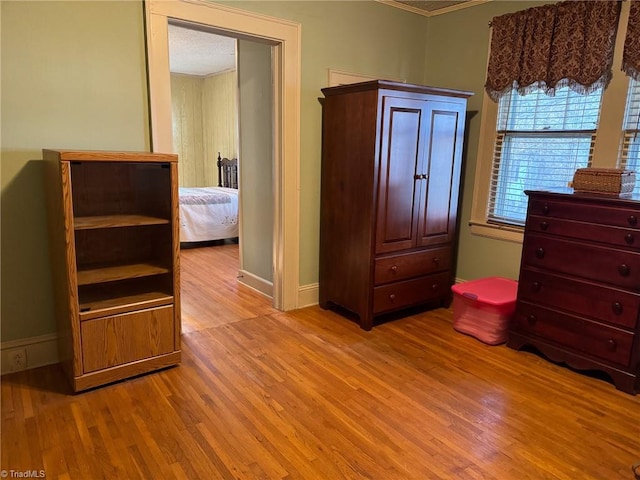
[417,101,465,247]
[375,95,429,254]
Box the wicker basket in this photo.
[571,168,636,195]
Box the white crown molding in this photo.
[375,0,491,18]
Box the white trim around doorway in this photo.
[145,0,301,311]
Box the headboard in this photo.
[217,152,238,189]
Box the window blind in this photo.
[488,87,602,226]
[619,78,640,195]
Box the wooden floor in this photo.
[2,243,639,479]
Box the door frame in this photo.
[145,0,301,310]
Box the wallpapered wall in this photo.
[171,70,238,187]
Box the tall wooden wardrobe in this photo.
[319,80,471,330]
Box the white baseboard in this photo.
[1,333,59,375]
[238,269,273,298]
[297,283,319,308]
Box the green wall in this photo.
[2,0,558,344]
[1,1,149,342]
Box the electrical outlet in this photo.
[6,347,27,372]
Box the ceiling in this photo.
[168,1,487,76]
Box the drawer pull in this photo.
[542,203,550,215]
[431,283,439,291]
[390,265,398,274]
[432,257,440,264]
[618,264,631,277]
[527,314,537,326]
[625,233,634,244]
[532,281,541,292]
[389,293,396,302]
[535,247,545,259]
[606,339,617,352]
[539,221,549,231]
[612,302,623,315]
[628,215,638,226]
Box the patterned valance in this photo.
[622,0,640,80]
[485,1,621,102]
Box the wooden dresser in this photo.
[319,80,471,330]
[510,189,640,394]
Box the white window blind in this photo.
[488,86,602,226]
[619,78,640,195]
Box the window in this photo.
[488,86,603,226]
[619,78,640,195]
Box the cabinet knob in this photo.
[414,174,421,180]
[432,257,440,264]
[532,281,541,292]
[625,233,634,245]
[606,339,617,352]
[542,203,550,215]
[390,265,398,274]
[527,314,537,326]
[618,264,631,277]
[612,302,623,315]
[535,247,545,259]
[431,283,439,291]
[389,293,396,302]
[421,173,428,180]
[540,221,549,231]
[628,215,638,226]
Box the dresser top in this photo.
[526,188,640,207]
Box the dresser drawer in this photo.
[373,272,451,314]
[529,198,640,230]
[81,305,175,373]
[514,302,635,367]
[518,269,640,329]
[526,214,639,248]
[522,234,640,289]
[374,247,450,285]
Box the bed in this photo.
[179,154,239,244]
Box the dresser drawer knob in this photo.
[612,302,623,315]
[606,339,617,352]
[527,314,537,326]
[542,203,550,215]
[390,265,398,274]
[625,233,634,244]
[539,221,549,231]
[432,257,440,264]
[535,247,545,259]
[432,283,439,291]
[532,281,541,292]
[389,293,396,302]
[628,215,638,226]
[618,264,631,277]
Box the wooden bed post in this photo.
[217,152,223,187]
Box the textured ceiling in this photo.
[168,24,236,76]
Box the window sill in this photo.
[468,220,524,244]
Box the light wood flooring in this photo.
[2,243,639,479]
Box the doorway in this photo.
[145,0,301,311]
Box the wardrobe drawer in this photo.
[374,247,450,285]
[522,234,640,289]
[81,305,175,373]
[514,302,634,367]
[373,272,451,314]
[526,214,640,248]
[528,198,640,229]
[518,269,640,329]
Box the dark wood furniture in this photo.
[319,80,472,330]
[44,149,181,392]
[217,152,238,189]
[510,189,640,394]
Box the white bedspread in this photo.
[179,186,238,242]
